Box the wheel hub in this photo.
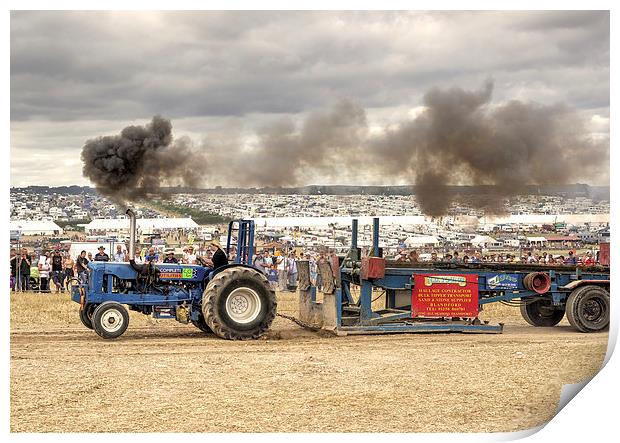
[583,299,603,321]
[225,288,262,324]
[101,309,124,332]
[230,295,249,314]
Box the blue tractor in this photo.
[71,209,277,340]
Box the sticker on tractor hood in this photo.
[158,267,198,279]
[486,274,519,289]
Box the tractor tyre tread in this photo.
[79,303,97,330]
[203,267,276,340]
[191,315,213,334]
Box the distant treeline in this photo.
[11,183,610,200]
[12,185,98,195]
[54,218,91,229]
[149,201,228,225]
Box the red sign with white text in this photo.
[412,274,479,318]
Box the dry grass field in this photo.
[10,290,608,433]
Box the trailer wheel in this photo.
[566,285,610,332]
[203,267,277,340]
[79,303,98,329]
[191,314,213,334]
[520,297,565,327]
[92,302,129,339]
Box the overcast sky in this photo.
[10,10,610,187]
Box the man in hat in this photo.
[204,239,228,270]
[163,248,178,264]
[94,246,110,262]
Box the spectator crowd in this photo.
[10,243,602,294]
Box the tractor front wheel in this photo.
[202,267,277,340]
[79,303,98,329]
[92,302,129,339]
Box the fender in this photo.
[560,279,610,291]
[207,263,263,281]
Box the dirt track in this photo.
[10,292,608,433]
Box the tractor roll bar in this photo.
[126,208,136,259]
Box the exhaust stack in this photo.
[126,208,136,260]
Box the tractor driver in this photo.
[204,239,228,270]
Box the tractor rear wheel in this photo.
[202,267,277,340]
[191,314,213,334]
[79,303,98,329]
[92,301,129,339]
[520,297,565,327]
[566,285,610,332]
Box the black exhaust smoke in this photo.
[368,80,608,216]
[81,116,205,205]
[80,83,608,217]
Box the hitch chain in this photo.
[276,313,322,332]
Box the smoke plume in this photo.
[81,116,205,205]
[369,80,608,215]
[80,82,608,216]
[203,99,368,187]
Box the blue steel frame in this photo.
[227,219,255,265]
[308,217,610,335]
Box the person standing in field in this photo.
[287,251,298,291]
[94,246,110,262]
[307,253,317,286]
[163,249,178,264]
[38,251,51,293]
[183,246,197,264]
[113,244,127,262]
[63,252,75,287]
[564,250,578,266]
[276,251,287,292]
[76,250,89,283]
[17,249,31,291]
[10,248,17,292]
[583,251,596,266]
[50,249,64,293]
[263,250,277,289]
[144,247,159,263]
[252,250,267,275]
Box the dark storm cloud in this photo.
[11,11,610,121]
